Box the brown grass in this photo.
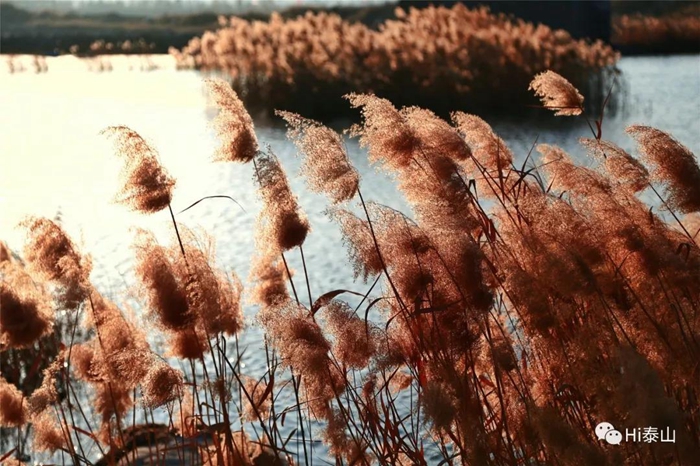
[172,4,618,117]
[612,8,700,53]
[2,74,700,466]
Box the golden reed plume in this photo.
[529,70,585,116]
[101,126,176,213]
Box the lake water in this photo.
[1,53,699,462]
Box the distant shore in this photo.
[2,2,699,57]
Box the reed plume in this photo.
[31,410,66,453]
[580,138,650,193]
[249,254,290,309]
[260,302,343,418]
[141,360,184,408]
[323,300,377,369]
[277,110,359,203]
[404,107,471,162]
[134,231,193,331]
[135,228,244,358]
[205,78,258,163]
[0,241,13,262]
[451,112,514,175]
[345,93,417,169]
[241,375,271,422]
[627,124,700,213]
[254,151,310,253]
[27,356,63,414]
[327,208,382,280]
[101,126,175,213]
[20,217,91,310]
[0,280,52,349]
[529,70,585,116]
[170,229,245,336]
[0,376,27,427]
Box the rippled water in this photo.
[1,54,698,462]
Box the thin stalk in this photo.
[299,245,313,309]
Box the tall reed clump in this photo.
[2,74,700,466]
[612,5,700,54]
[172,4,618,117]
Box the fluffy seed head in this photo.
[627,125,700,213]
[206,78,258,162]
[0,241,13,263]
[404,107,471,161]
[101,125,175,213]
[277,110,359,203]
[529,71,584,116]
[242,375,271,421]
[538,144,612,196]
[324,300,377,368]
[172,234,245,336]
[20,217,91,310]
[451,112,513,172]
[254,151,310,253]
[141,360,184,408]
[249,254,290,309]
[134,230,193,331]
[346,93,417,169]
[328,208,382,280]
[31,410,66,453]
[580,138,649,193]
[0,282,52,349]
[0,376,27,427]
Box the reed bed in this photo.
[171,4,618,117]
[2,71,700,466]
[612,6,700,54]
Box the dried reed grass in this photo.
[172,5,618,116]
[3,74,700,466]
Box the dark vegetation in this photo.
[2,1,699,56]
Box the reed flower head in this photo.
[141,360,184,408]
[134,230,193,331]
[580,138,649,193]
[249,254,290,308]
[404,107,471,161]
[0,282,52,349]
[70,341,102,383]
[31,410,66,453]
[205,78,258,163]
[261,302,343,418]
[171,231,245,336]
[421,381,457,432]
[627,125,700,213]
[28,357,63,414]
[324,300,377,369]
[328,208,382,279]
[451,112,513,173]
[0,376,27,427]
[101,126,175,213]
[20,217,91,309]
[94,381,132,436]
[169,327,208,360]
[242,375,271,421]
[80,292,157,394]
[346,93,417,169]
[0,241,13,263]
[529,71,584,116]
[254,151,310,253]
[277,110,359,203]
[538,144,612,196]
